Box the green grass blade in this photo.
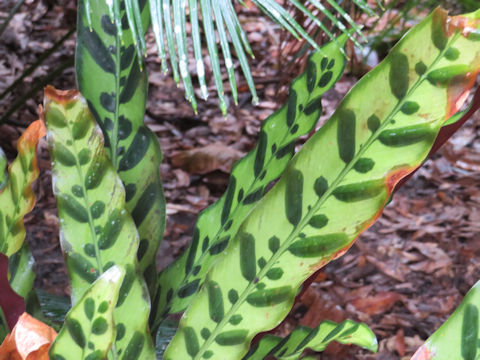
[212,2,238,105]
[150,0,168,72]
[325,0,367,42]
[189,0,209,99]
[163,0,180,83]
[220,0,258,104]
[200,0,227,114]
[174,0,197,111]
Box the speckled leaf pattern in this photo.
[152,36,348,327]
[49,265,125,360]
[0,120,45,257]
[244,319,377,360]
[43,87,155,359]
[165,8,480,360]
[410,281,480,360]
[76,0,166,297]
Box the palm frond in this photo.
[97,0,375,114]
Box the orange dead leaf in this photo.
[410,344,433,360]
[0,313,57,360]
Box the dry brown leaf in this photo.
[171,143,244,174]
[0,313,57,360]
[351,291,403,316]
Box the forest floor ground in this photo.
[1,1,480,359]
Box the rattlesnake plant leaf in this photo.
[76,0,166,298]
[49,265,124,360]
[43,87,155,359]
[410,281,480,360]
[8,244,35,300]
[244,319,377,360]
[0,120,45,257]
[165,7,480,359]
[152,36,348,328]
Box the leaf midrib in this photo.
[194,34,458,359]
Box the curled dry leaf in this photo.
[0,313,57,360]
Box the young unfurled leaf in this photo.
[43,87,155,358]
[165,8,480,359]
[0,312,57,359]
[49,265,124,360]
[410,281,480,360]
[76,0,166,299]
[152,36,348,328]
[244,319,377,359]
[0,120,45,257]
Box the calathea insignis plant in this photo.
[1,3,480,360]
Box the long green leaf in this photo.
[49,265,125,359]
[165,7,480,359]
[43,87,155,358]
[152,36,348,329]
[410,281,480,360]
[75,0,166,298]
[244,319,377,360]
[0,120,45,256]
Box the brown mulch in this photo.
[1,1,480,359]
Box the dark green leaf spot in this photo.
[333,179,384,202]
[389,53,409,99]
[246,286,292,307]
[337,109,356,164]
[90,201,105,219]
[84,298,95,320]
[178,279,200,298]
[285,169,303,226]
[288,233,350,258]
[239,232,256,282]
[266,268,284,280]
[378,124,435,147]
[122,331,145,360]
[228,289,239,305]
[66,318,85,348]
[309,214,329,229]
[54,143,76,167]
[208,281,224,323]
[184,327,199,357]
[401,101,420,115]
[215,329,248,346]
[318,71,333,88]
[268,236,280,253]
[353,158,375,173]
[92,317,108,335]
